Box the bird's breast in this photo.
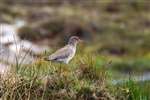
[68,47,76,60]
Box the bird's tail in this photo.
[43,57,50,61]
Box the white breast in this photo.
[65,46,76,64]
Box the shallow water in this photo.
[112,73,150,85]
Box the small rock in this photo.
[0,63,10,75]
[0,24,19,44]
[0,44,34,64]
[9,40,49,55]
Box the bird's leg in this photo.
[59,63,62,76]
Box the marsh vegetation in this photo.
[0,0,150,100]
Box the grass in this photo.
[1,0,150,99]
[0,53,150,100]
[112,79,150,100]
[92,54,150,74]
[0,54,113,100]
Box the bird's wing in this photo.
[48,45,72,61]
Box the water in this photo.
[112,73,150,85]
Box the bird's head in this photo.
[68,36,83,46]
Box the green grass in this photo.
[0,55,113,100]
[94,55,150,74]
[112,79,150,100]
[1,1,150,99]
[0,54,150,100]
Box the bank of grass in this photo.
[0,54,113,100]
[94,54,150,74]
[111,79,150,100]
[0,53,150,100]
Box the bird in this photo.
[44,36,82,64]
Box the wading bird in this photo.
[44,36,82,64]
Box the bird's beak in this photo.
[79,39,84,43]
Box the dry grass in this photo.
[0,54,114,100]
